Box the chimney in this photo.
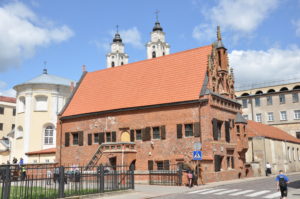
[82,65,86,73]
[70,82,75,91]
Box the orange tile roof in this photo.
[0,96,16,103]
[247,120,300,144]
[62,45,212,117]
[26,148,56,155]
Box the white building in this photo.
[146,19,170,59]
[9,69,73,163]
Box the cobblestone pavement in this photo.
[155,174,300,199]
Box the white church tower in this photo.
[106,28,128,68]
[146,12,170,59]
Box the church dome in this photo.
[153,21,163,31]
[113,33,122,42]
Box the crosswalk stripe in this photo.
[229,190,254,196]
[245,190,271,197]
[263,192,281,198]
[198,188,227,194]
[214,189,241,195]
[187,188,213,194]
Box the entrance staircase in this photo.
[85,144,103,170]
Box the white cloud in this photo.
[192,24,215,43]
[292,19,300,37]
[119,27,143,48]
[193,0,279,42]
[210,0,278,32]
[0,2,74,71]
[0,81,16,97]
[229,46,300,89]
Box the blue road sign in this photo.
[193,151,202,160]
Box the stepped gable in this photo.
[247,120,300,144]
[62,45,212,117]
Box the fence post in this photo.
[2,165,11,199]
[58,166,65,198]
[99,165,104,193]
[178,165,182,186]
[130,164,135,189]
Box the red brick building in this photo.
[56,27,250,183]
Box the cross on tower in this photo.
[155,10,160,22]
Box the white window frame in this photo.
[44,126,54,145]
[294,110,300,120]
[267,112,274,121]
[280,111,287,121]
[256,113,262,122]
[18,97,26,113]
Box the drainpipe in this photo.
[263,137,267,171]
[59,119,62,166]
[250,96,254,121]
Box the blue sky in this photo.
[0,0,300,96]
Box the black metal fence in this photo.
[0,164,134,199]
[149,164,182,186]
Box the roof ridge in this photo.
[91,45,212,74]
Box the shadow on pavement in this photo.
[288,180,300,189]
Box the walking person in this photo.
[187,170,193,188]
[266,162,272,176]
[276,170,289,199]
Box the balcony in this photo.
[100,142,136,153]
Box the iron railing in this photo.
[149,164,182,186]
[0,164,134,199]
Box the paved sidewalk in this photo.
[90,172,300,199]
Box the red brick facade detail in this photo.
[56,28,251,184]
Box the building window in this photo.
[292,93,299,103]
[297,132,300,139]
[294,110,300,120]
[242,99,248,108]
[298,148,300,161]
[73,133,79,145]
[236,125,240,134]
[12,124,15,130]
[0,107,4,114]
[136,129,142,140]
[0,123,3,131]
[94,133,99,143]
[111,62,115,67]
[156,161,164,170]
[35,96,48,111]
[255,97,260,107]
[45,159,50,163]
[106,132,111,142]
[152,127,160,139]
[18,97,26,113]
[184,124,193,137]
[152,51,156,58]
[121,62,124,65]
[214,155,223,172]
[293,148,296,161]
[44,126,54,145]
[280,111,287,121]
[243,115,248,120]
[267,112,274,121]
[13,108,16,116]
[256,113,262,122]
[267,96,273,105]
[279,94,285,104]
[16,126,23,138]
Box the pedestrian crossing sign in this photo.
[193,151,202,160]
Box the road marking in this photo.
[229,190,254,196]
[187,188,213,194]
[263,192,281,198]
[198,188,227,194]
[214,189,241,195]
[245,190,271,197]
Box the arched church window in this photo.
[121,62,124,65]
[112,56,114,59]
[44,126,54,145]
[111,62,115,67]
[152,51,156,58]
[163,52,165,56]
[152,45,155,49]
[218,51,222,66]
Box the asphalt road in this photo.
[154,174,300,199]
